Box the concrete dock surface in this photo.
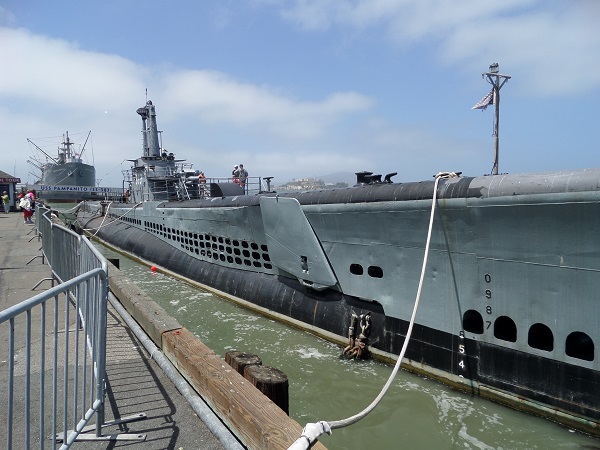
[0,211,231,449]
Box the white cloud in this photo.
[0,28,147,110]
[278,0,527,33]
[161,70,374,139]
[277,0,600,95]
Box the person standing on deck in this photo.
[232,165,240,186]
[239,164,248,191]
[1,191,9,213]
[19,194,33,224]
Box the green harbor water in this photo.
[95,244,599,450]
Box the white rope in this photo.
[57,201,85,213]
[288,171,459,450]
[83,201,143,237]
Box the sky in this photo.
[1,1,599,188]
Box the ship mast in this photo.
[483,63,511,175]
[61,131,74,162]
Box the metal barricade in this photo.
[38,207,104,283]
[0,269,107,449]
[0,207,143,449]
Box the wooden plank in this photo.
[162,328,327,450]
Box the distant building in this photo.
[276,178,348,191]
[0,170,22,212]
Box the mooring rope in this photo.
[83,201,143,237]
[288,171,459,449]
[55,201,85,214]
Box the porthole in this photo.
[368,266,383,278]
[350,264,364,276]
[566,331,594,361]
[462,310,484,334]
[494,316,517,342]
[528,323,554,351]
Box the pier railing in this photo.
[0,207,133,449]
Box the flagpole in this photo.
[483,63,511,175]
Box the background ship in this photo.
[71,99,600,437]
[28,131,97,202]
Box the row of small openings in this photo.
[120,214,141,225]
[109,211,141,226]
[463,310,594,362]
[142,221,272,270]
[349,263,384,278]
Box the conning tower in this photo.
[136,101,161,158]
[126,100,180,202]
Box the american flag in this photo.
[471,89,494,110]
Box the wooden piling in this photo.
[244,365,289,415]
[225,351,262,376]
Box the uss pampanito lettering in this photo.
[39,185,111,193]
